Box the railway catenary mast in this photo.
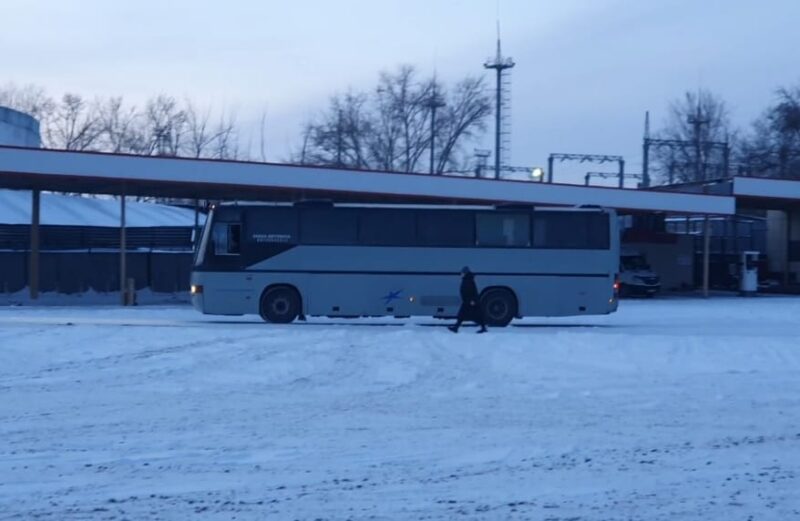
[484,26,514,179]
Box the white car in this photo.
[619,251,661,297]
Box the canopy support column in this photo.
[785,209,792,286]
[703,215,711,298]
[120,193,128,305]
[29,190,40,300]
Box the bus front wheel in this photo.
[260,286,301,324]
[480,288,517,327]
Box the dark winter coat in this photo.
[457,273,484,324]
[460,273,479,305]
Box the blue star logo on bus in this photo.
[382,290,403,306]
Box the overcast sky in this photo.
[3,0,799,184]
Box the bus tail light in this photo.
[191,284,203,295]
[613,277,620,296]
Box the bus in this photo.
[190,202,619,326]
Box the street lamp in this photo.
[531,167,545,182]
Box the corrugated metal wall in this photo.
[0,251,193,294]
[0,225,194,251]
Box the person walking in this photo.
[448,266,487,333]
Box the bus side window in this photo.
[213,223,241,255]
[417,211,474,246]
[533,213,609,249]
[359,210,416,246]
[476,213,530,247]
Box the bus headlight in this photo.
[191,284,203,295]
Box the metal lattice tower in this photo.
[473,148,491,177]
[484,26,514,179]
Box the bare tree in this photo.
[211,110,240,160]
[0,83,55,122]
[2,83,251,163]
[371,66,430,172]
[175,100,242,160]
[300,92,372,168]
[98,97,144,154]
[295,122,314,165]
[44,94,103,151]
[739,85,800,178]
[434,76,492,174]
[370,80,403,170]
[183,100,217,158]
[296,66,491,173]
[654,90,732,183]
[142,95,187,156]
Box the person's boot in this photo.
[447,325,458,333]
[477,326,487,334]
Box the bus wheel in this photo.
[260,286,301,324]
[480,288,517,327]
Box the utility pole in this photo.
[335,109,343,168]
[687,101,710,181]
[425,81,446,174]
[723,133,731,178]
[484,24,514,179]
[642,111,650,188]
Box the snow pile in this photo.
[0,189,203,227]
[0,297,798,519]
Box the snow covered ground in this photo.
[1,297,799,520]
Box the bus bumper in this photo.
[190,289,204,313]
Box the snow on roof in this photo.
[0,190,202,227]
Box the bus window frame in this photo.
[415,209,476,248]
[212,222,242,256]
[531,211,611,250]
[475,211,532,248]
[298,207,359,246]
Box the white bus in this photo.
[190,202,619,326]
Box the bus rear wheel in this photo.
[480,288,517,327]
[260,286,301,324]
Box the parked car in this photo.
[619,251,661,297]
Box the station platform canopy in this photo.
[655,176,800,211]
[0,145,734,215]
